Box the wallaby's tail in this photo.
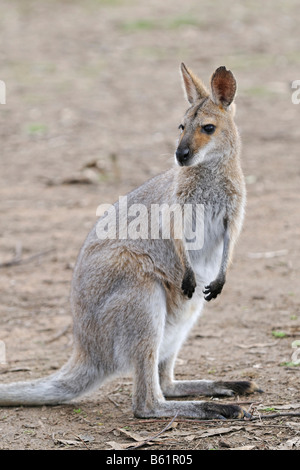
[0,354,100,406]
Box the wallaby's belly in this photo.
[159,293,205,363]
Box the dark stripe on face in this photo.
[192,97,209,119]
[184,97,209,120]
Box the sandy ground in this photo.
[0,0,299,451]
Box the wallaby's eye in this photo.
[201,124,216,135]
[178,124,185,132]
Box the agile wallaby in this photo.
[0,64,261,419]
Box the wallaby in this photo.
[0,64,261,419]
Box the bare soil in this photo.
[0,0,299,451]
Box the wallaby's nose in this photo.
[176,147,190,165]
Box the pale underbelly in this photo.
[158,238,223,363]
[159,293,205,363]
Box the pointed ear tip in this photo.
[180,62,187,71]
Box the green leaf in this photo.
[272,331,287,338]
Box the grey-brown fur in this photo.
[0,64,261,419]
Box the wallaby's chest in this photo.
[186,199,226,284]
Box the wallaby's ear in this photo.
[180,63,209,104]
[210,66,237,109]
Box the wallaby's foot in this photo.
[134,400,250,420]
[203,278,225,301]
[181,268,197,299]
[201,402,250,420]
[160,379,263,398]
[213,380,263,396]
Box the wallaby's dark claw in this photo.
[203,279,224,301]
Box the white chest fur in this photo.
[188,203,225,287]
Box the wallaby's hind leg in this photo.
[133,347,249,419]
[159,354,262,399]
[132,288,249,420]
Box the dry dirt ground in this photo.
[0,0,299,452]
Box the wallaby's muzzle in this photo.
[176,145,190,166]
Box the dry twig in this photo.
[125,413,178,450]
[131,411,300,426]
[45,325,70,344]
[0,248,54,268]
[248,411,300,420]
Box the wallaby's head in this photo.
[176,63,239,167]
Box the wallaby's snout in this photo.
[176,143,190,166]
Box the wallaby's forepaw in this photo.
[181,268,197,299]
[203,278,224,301]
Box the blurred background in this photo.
[0,0,299,450]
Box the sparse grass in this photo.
[91,0,123,4]
[121,18,159,32]
[272,330,287,338]
[133,46,169,60]
[167,15,202,29]
[121,15,202,32]
[26,123,48,137]
[280,361,300,367]
[242,86,279,98]
[223,51,300,72]
[79,60,105,78]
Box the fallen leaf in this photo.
[184,434,197,442]
[286,421,300,429]
[106,440,130,450]
[54,438,79,446]
[109,416,179,450]
[178,426,244,442]
[231,445,256,450]
[271,403,300,411]
[277,438,300,450]
[198,426,244,438]
[118,428,148,442]
[79,434,95,443]
[106,439,155,450]
[236,342,276,349]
